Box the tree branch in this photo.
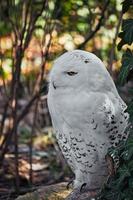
[78,0,110,49]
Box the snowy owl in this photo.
[47,50,129,197]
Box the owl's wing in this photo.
[83,91,129,148]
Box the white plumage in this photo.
[47,50,129,192]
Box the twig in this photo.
[23,0,48,51]
[17,93,44,123]
[108,11,123,77]
[21,0,31,44]
[6,1,20,44]
[78,0,110,49]
[0,101,9,138]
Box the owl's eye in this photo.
[67,71,78,76]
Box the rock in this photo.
[15,182,72,200]
[15,182,98,200]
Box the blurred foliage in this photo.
[0,0,127,88]
[100,1,133,199]
[118,49,133,85]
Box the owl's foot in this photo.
[80,182,87,192]
[67,179,74,190]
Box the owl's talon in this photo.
[67,179,74,190]
[80,182,87,192]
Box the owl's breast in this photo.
[51,91,107,129]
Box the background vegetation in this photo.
[0,0,133,199]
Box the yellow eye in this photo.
[67,71,78,76]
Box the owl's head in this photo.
[49,50,112,93]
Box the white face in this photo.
[49,50,108,92]
[50,60,88,91]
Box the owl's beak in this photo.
[52,81,56,89]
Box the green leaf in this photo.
[120,137,133,160]
[101,190,122,200]
[122,19,133,44]
[121,148,133,161]
[122,188,133,200]
[118,19,133,49]
[118,49,133,85]
[122,0,133,14]
[0,67,5,77]
[127,100,133,122]
[121,150,129,160]
[128,177,133,189]
[117,165,131,185]
[117,38,126,51]
[128,160,133,173]
[125,138,133,149]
